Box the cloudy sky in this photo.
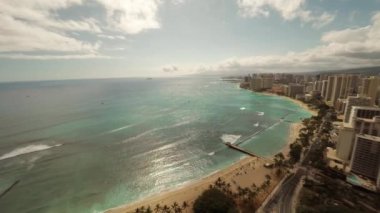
[0,0,380,81]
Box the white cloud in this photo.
[98,34,126,40]
[96,0,161,34]
[162,65,180,73]
[0,0,163,59]
[171,0,185,5]
[0,53,110,60]
[0,0,101,32]
[237,0,335,28]
[0,14,98,53]
[199,12,380,73]
[0,0,102,59]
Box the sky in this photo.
[0,0,380,82]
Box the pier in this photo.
[224,142,260,158]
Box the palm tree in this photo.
[171,202,181,213]
[265,175,272,186]
[154,204,161,213]
[181,201,189,212]
[162,205,170,213]
[146,206,153,213]
[274,153,285,167]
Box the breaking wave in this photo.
[0,144,62,161]
[107,124,134,134]
[123,119,194,143]
[221,134,241,144]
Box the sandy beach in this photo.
[106,92,308,213]
[260,92,317,116]
[106,124,303,213]
[282,122,303,156]
[106,156,279,213]
[284,97,318,116]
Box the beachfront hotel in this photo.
[243,71,380,191]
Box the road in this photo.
[261,119,327,213]
[262,168,305,213]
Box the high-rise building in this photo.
[336,126,355,161]
[350,134,380,189]
[336,106,380,161]
[368,77,380,106]
[335,98,347,115]
[343,95,372,123]
[250,77,274,91]
[313,80,323,92]
[348,106,380,128]
[324,76,334,103]
[330,75,344,106]
[287,84,304,98]
[321,80,328,98]
[305,82,314,93]
[250,78,263,91]
[262,77,274,89]
[338,75,348,99]
[358,76,380,105]
[360,77,371,97]
[345,75,360,97]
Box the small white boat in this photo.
[254,122,259,127]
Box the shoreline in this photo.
[259,91,317,116]
[105,92,309,213]
[106,156,277,213]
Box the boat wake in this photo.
[0,144,62,161]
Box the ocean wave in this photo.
[208,152,215,156]
[0,144,62,161]
[268,121,281,130]
[106,124,134,134]
[240,107,246,110]
[123,119,194,143]
[221,134,241,144]
[132,137,192,160]
[257,111,264,116]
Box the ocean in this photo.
[0,77,310,213]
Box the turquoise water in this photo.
[0,78,310,213]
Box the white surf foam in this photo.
[123,119,194,143]
[240,107,246,110]
[257,111,264,116]
[0,144,62,161]
[208,152,215,156]
[221,134,241,144]
[107,124,133,134]
[254,122,259,127]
